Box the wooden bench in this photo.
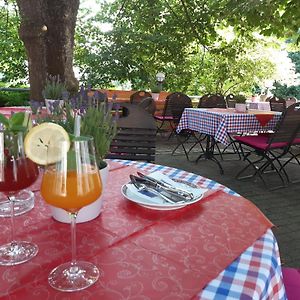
[96,89,171,115]
[97,89,136,102]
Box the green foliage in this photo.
[234,94,247,103]
[150,83,161,93]
[74,0,285,95]
[271,81,300,99]
[188,36,275,95]
[2,0,300,97]
[0,90,30,106]
[0,111,29,133]
[0,5,27,83]
[288,51,300,74]
[221,0,300,43]
[43,75,67,100]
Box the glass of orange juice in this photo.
[41,136,102,292]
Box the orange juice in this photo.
[41,167,102,213]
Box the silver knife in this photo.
[136,172,194,200]
[130,175,191,202]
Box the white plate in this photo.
[121,179,205,210]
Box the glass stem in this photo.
[70,212,78,266]
[9,195,16,244]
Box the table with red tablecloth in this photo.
[0,106,31,117]
[0,160,286,299]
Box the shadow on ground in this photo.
[155,135,300,267]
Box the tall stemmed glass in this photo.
[0,130,39,265]
[40,136,102,292]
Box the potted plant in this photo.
[80,102,117,170]
[43,75,68,113]
[234,94,247,112]
[150,83,161,101]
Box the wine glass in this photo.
[40,136,102,292]
[0,130,39,265]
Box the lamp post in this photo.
[156,72,165,91]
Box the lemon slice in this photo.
[24,122,70,165]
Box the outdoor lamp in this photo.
[156,72,165,83]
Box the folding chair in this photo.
[197,93,227,108]
[197,93,236,160]
[268,96,287,112]
[166,93,203,159]
[234,103,300,189]
[138,97,156,115]
[154,92,177,136]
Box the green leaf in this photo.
[9,124,26,132]
[10,112,25,127]
[0,114,9,127]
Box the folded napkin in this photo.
[126,171,207,206]
[255,114,274,126]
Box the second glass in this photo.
[0,130,39,265]
[40,136,102,292]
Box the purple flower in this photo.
[30,100,43,114]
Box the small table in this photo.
[0,160,286,299]
[177,108,282,173]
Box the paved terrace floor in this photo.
[154,135,300,268]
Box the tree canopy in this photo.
[1,0,300,97]
[75,0,299,94]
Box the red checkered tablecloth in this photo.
[177,108,282,145]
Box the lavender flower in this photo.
[29,100,43,115]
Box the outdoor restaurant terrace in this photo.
[1,0,300,299]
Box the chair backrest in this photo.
[130,90,152,104]
[138,97,156,115]
[107,103,156,162]
[158,91,172,101]
[225,94,236,108]
[167,92,193,122]
[286,97,297,108]
[268,102,300,146]
[198,93,227,108]
[268,96,287,112]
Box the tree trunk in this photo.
[17,0,79,101]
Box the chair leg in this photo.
[171,133,191,160]
[187,133,206,154]
[236,152,265,180]
[279,151,300,184]
[221,136,242,160]
[236,148,287,189]
[258,154,287,189]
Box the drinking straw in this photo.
[74,114,81,137]
[23,110,32,129]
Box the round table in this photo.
[0,159,286,299]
